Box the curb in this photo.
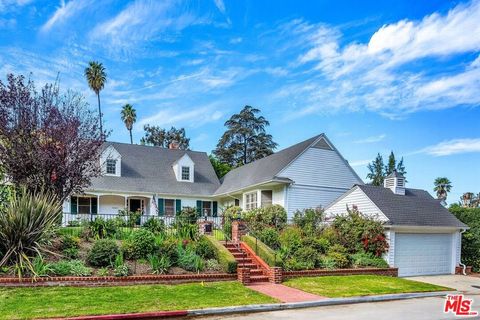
[52,290,456,320]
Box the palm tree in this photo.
[121,104,137,144]
[434,177,452,200]
[85,61,107,138]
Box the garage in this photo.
[394,233,454,277]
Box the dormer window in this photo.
[181,166,190,181]
[106,159,117,175]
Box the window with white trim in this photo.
[245,192,257,211]
[181,166,190,181]
[164,199,175,216]
[106,159,117,175]
[78,197,91,214]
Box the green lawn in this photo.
[0,281,277,320]
[284,275,452,298]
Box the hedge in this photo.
[204,236,238,273]
[242,235,282,267]
[450,204,480,272]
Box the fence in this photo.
[60,213,230,241]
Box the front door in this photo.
[129,199,143,225]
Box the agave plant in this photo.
[0,187,62,277]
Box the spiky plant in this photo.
[0,188,61,277]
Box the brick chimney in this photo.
[168,140,179,149]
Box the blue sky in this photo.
[1,0,479,201]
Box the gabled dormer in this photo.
[173,153,194,183]
[101,145,121,177]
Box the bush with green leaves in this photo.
[49,260,92,276]
[0,188,62,276]
[113,253,130,276]
[279,226,303,253]
[192,236,216,259]
[205,259,222,271]
[148,254,171,274]
[351,252,389,268]
[292,207,325,235]
[87,239,119,267]
[142,217,165,235]
[176,245,205,272]
[450,204,480,271]
[158,237,179,262]
[257,227,280,250]
[118,208,141,228]
[326,244,350,268]
[293,246,320,268]
[174,207,199,240]
[60,235,80,259]
[244,204,287,234]
[87,217,124,239]
[31,256,52,277]
[123,229,157,260]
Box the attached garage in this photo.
[394,233,454,277]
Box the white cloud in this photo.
[354,134,386,144]
[138,105,223,129]
[0,0,32,12]
[348,159,371,167]
[213,0,225,14]
[229,37,242,44]
[419,138,480,156]
[277,0,480,119]
[41,0,91,32]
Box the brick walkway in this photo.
[247,283,325,303]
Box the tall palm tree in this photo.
[121,104,137,144]
[434,177,452,200]
[85,61,107,138]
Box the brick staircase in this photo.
[223,242,269,283]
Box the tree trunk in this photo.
[97,92,103,140]
[129,128,133,144]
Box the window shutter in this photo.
[196,200,202,217]
[158,198,164,216]
[175,199,181,215]
[71,196,77,214]
[91,197,98,214]
[213,201,218,217]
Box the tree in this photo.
[140,125,190,149]
[366,153,385,186]
[0,74,104,201]
[209,155,232,178]
[434,177,452,200]
[385,151,406,177]
[85,61,107,138]
[213,105,277,167]
[121,104,137,144]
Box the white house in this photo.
[325,171,467,277]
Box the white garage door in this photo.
[394,233,453,277]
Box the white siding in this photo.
[455,231,462,265]
[272,186,285,207]
[278,147,362,189]
[99,195,125,215]
[385,230,395,266]
[325,187,388,221]
[286,185,347,217]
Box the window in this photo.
[164,199,175,216]
[181,166,190,180]
[202,201,211,216]
[78,197,91,214]
[245,192,257,210]
[106,159,116,175]
[261,190,273,207]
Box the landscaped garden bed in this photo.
[0,281,277,320]
[283,275,452,298]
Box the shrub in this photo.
[113,253,130,276]
[292,207,325,235]
[279,226,303,253]
[244,205,287,233]
[142,217,165,235]
[351,252,389,268]
[301,236,330,254]
[158,237,179,262]
[177,245,204,272]
[63,248,79,260]
[123,229,157,260]
[294,246,320,268]
[242,235,281,267]
[0,188,61,276]
[60,235,80,251]
[193,236,216,259]
[118,208,141,228]
[319,256,336,270]
[148,254,171,274]
[326,251,350,268]
[205,236,237,273]
[31,256,52,277]
[87,239,119,267]
[205,259,222,271]
[450,204,480,271]
[97,267,109,276]
[257,227,280,250]
[283,257,313,271]
[49,260,92,276]
[87,217,123,239]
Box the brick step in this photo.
[249,269,265,275]
[250,275,269,283]
[235,258,252,264]
[224,244,239,249]
[229,250,244,255]
[237,263,257,269]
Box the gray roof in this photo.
[88,142,220,196]
[214,134,324,195]
[357,184,467,228]
[386,170,404,178]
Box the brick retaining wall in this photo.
[283,267,398,279]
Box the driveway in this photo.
[201,275,480,320]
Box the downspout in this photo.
[459,228,467,276]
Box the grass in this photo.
[284,275,452,298]
[205,235,238,273]
[0,281,277,320]
[242,235,282,267]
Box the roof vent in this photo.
[383,170,405,195]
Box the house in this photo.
[62,134,362,220]
[324,171,468,277]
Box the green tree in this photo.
[385,151,407,177]
[140,125,190,149]
[209,155,232,178]
[121,104,137,144]
[366,153,385,186]
[213,105,277,167]
[434,177,452,200]
[85,61,107,138]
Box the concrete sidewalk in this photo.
[247,283,325,302]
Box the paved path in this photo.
[247,283,325,303]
